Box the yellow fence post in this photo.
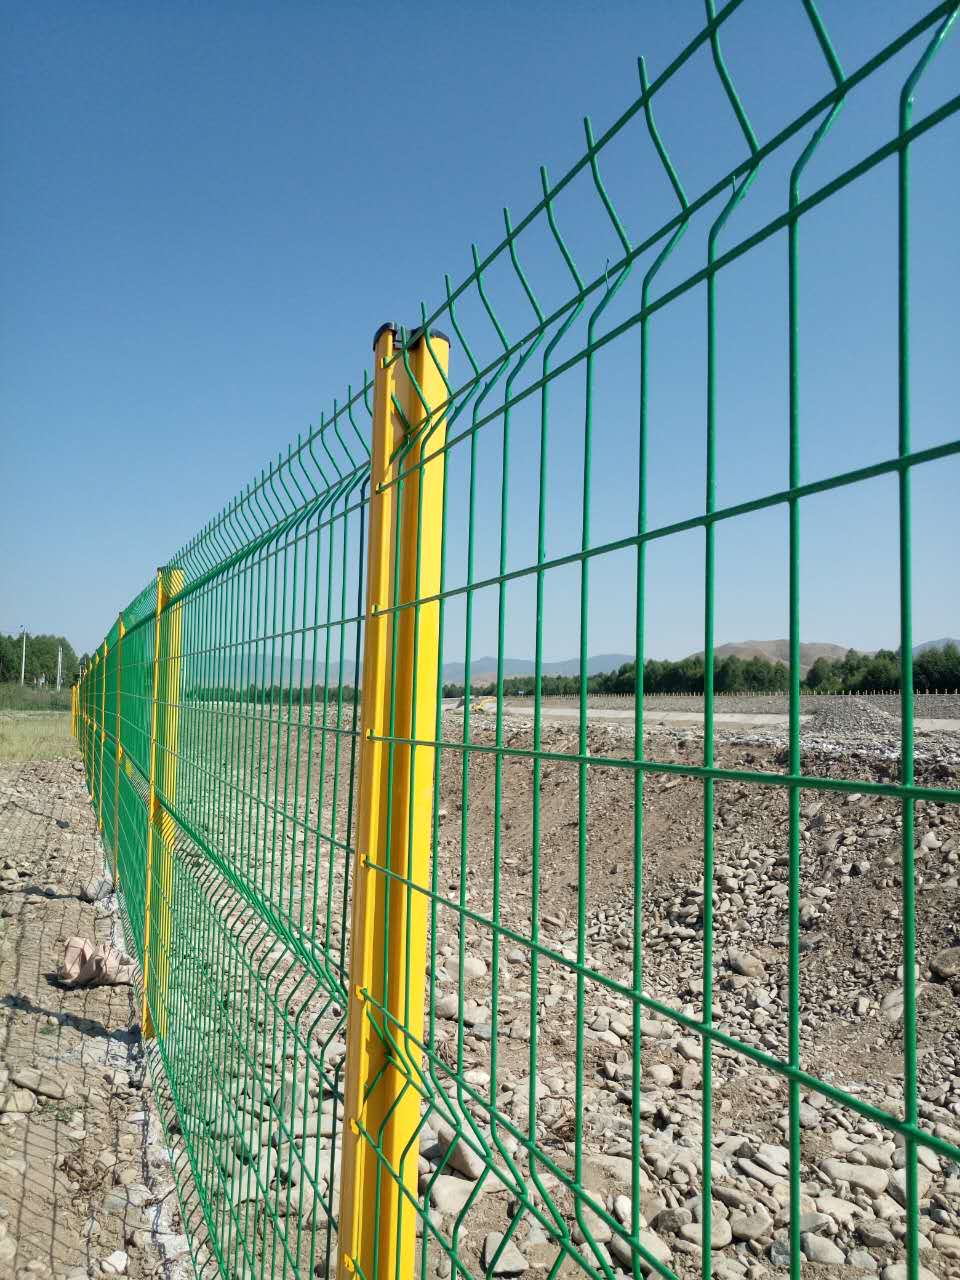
[113,615,125,885]
[89,651,100,811]
[142,566,183,1040]
[338,324,450,1279]
[98,640,108,833]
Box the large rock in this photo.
[728,949,765,978]
[820,1158,888,1197]
[10,1067,69,1100]
[930,947,960,980]
[848,1249,879,1272]
[449,953,487,981]
[0,1088,36,1114]
[858,1219,895,1247]
[680,1218,732,1248]
[887,1165,933,1207]
[80,875,113,903]
[801,1233,845,1265]
[481,1233,526,1276]
[609,1228,672,1274]
[429,1174,484,1217]
[729,1207,773,1240]
[435,1117,486,1181]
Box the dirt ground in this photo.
[135,694,960,1280]
[0,713,187,1280]
[5,702,960,1280]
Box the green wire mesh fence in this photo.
[75,4,960,1280]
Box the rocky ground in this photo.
[0,720,188,1280]
[537,696,960,722]
[396,703,960,1279]
[145,696,960,1280]
[3,701,959,1280]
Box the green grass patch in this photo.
[0,683,73,712]
[0,711,76,761]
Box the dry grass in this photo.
[0,711,76,761]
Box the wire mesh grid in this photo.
[74,4,960,1280]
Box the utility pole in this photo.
[56,644,63,692]
[19,627,26,687]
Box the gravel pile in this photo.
[807,697,900,740]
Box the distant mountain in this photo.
[247,653,635,688]
[686,639,848,677]
[243,640,955,690]
[914,638,959,655]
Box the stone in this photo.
[481,1232,527,1275]
[729,949,765,978]
[714,1185,755,1212]
[609,1228,672,1273]
[573,1203,611,1245]
[435,1118,486,1181]
[881,1267,938,1280]
[798,1212,831,1234]
[737,1158,784,1190]
[858,1220,895,1247]
[887,1165,932,1207]
[860,1143,893,1170]
[915,1146,939,1174]
[768,1237,791,1269]
[930,947,960,979]
[798,1103,821,1129]
[817,1194,859,1225]
[800,1233,845,1265]
[435,993,459,1019]
[821,1158,888,1197]
[870,1194,904,1223]
[654,1208,692,1235]
[450,953,487,980]
[0,1089,35,1114]
[730,1208,773,1241]
[880,983,934,1023]
[80,876,113,903]
[99,1252,128,1276]
[848,1249,878,1271]
[680,1218,732,1248]
[429,1174,483,1217]
[613,1195,631,1226]
[10,1069,69,1101]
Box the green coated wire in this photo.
[73,7,960,1280]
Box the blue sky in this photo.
[1,2,957,662]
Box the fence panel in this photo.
[73,6,960,1280]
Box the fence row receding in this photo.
[74,5,960,1280]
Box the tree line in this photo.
[442,644,960,699]
[184,683,359,705]
[805,643,960,693]
[0,633,80,687]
